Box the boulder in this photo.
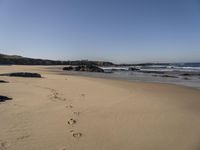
[0,80,8,83]
[128,67,140,71]
[0,95,12,102]
[181,73,191,76]
[0,72,42,78]
[63,66,73,71]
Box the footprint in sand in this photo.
[69,130,82,138]
[67,118,76,125]
[66,105,73,109]
[0,141,10,149]
[69,129,74,133]
[48,89,66,101]
[72,132,82,138]
[81,94,85,97]
[16,135,30,140]
[73,112,80,116]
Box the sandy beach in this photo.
[1,65,200,150]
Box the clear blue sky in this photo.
[0,0,200,63]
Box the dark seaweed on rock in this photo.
[0,72,42,78]
[0,96,12,102]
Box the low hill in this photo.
[0,54,113,66]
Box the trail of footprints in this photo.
[66,105,83,139]
[66,93,86,139]
[49,88,66,101]
[48,88,83,139]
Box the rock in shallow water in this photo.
[161,75,178,78]
[63,65,104,72]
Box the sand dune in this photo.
[0,65,200,150]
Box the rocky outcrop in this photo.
[0,72,42,78]
[63,65,104,72]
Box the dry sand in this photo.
[0,65,200,150]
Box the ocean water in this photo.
[61,63,200,89]
[102,62,200,72]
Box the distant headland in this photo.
[0,53,173,66]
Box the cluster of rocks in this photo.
[0,72,42,78]
[0,72,42,104]
[0,79,11,103]
[63,65,104,72]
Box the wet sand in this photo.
[0,65,200,150]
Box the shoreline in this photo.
[47,66,200,90]
[0,65,200,90]
[58,71,200,92]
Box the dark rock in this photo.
[139,71,165,74]
[181,73,191,76]
[128,67,140,71]
[0,95,12,102]
[79,65,104,72]
[0,80,8,83]
[161,75,178,78]
[109,68,126,72]
[181,73,200,77]
[63,66,73,71]
[74,66,81,71]
[0,72,42,78]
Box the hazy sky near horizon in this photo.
[0,0,200,63]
